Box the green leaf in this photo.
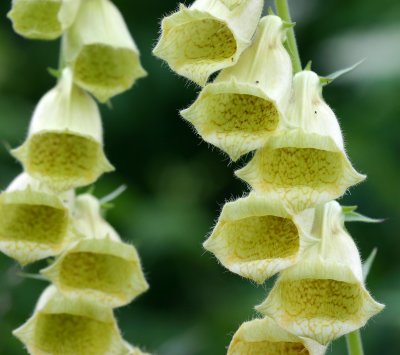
[320,59,365,85]
[362,248,377,282]
[342,205,384,223]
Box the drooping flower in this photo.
[0,173,74,265]
[8,0,81,40]
[13,285,127,355]
[12,68,114,192]
[41,194,149,308]
[236,70,365,211]
[203,192,315,283]
[228,317,326,355]
[63,0,146,102]
[181,15,292,161]
[153,0,263,86]
[256,201,384,345]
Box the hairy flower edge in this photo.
[153,0,263,86]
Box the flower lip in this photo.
[255,201,385,345]
[228,317,326,355]
[12,68,114,191]
[153,0,264,86]
[203,192,315,283]
[64,0,146,102]
[13,286,127,355]
[0,173,72,265]
[7,0,81,40]
[40,193,149,307]
[180,15,292,160]
[235,70,366,211]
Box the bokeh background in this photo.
[0,0,399,354]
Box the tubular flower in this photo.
[236,70,365,211]
[12,68,114,192]
[228,317,326,355]
[153,0,263,86]
[0,173,74,265]
[63,0,146,102]
[181,15,292,160]
[256,201,384,345]
[13,285,127,355]
[7,0,81,40]
[41,194,149,308]
[203,192,315,283]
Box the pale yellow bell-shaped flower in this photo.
[256,201,384,345]
[41,194,149,308]
[63,0,146,102]
[13,285,127,355]
[12,68,114,192]
[203,192,316,283]
[0,173,74,265]
[153,0,263,86]
[228,317,326,355]
[236,70,365,211]
[181,15,292,160]
[8,0,81,40]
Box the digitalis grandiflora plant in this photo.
[3,1,149,354]
[155,1,384,354]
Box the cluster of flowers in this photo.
[2,1,149,354]
[154,0,384,353]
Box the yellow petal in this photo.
[13,286,127,355]
[0,173,74,265]
[204,192,314,283]
[64,0,146,102]
[228,317,326,355]
[153,0,263,86]
[256,201,384,345]
[181,15,292,160]
[8,0,81,40]
[236,71,365,211]
[12,68,114,192]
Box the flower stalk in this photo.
[275,0,302,73]
[4,1,149,353]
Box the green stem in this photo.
[274,0,302,73]
[346,330,365,355]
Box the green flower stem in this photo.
[274,0,302,73]
[346,330,365,355]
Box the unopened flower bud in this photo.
[8,0,81,40]
[63,0,146,102]
[41,194,148,308]
[228,317,326,355]
[236,70,365,211]
[256,201,384,345]
[12,68,114,192]
[203,192,315,283]
[153,0,263,86]
[181,15,292,160]
[0,173,74,265]
[13,285,127,355]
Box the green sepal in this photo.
[320,59,365,85]
[342,205,384,223]
[282,20,296,29]
[47,67,61,79]
[362,248,377,282]
[304,60,312,71]
[268,6,275,15]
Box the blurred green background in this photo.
[0,0,399,354]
